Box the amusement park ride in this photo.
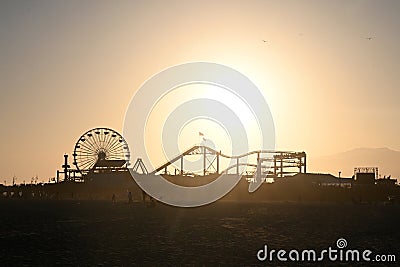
[57,127,307,184]
[57,128,130,182]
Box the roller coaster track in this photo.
[148,145,306,178]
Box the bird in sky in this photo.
[366,37,372,40]
[262,39,267,43]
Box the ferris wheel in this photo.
[72,127,130,174]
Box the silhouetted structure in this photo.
[148,145,306,181]
[2,128,399,203]
[73,127,130,176]
[353,167,378,185]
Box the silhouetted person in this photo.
[112,193,116,204]
[128,191,132,203]
[142,190,146,203]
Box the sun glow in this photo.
[144,83,264,170]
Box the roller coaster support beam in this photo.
[256,153,261,182]
[203,147,206,176]
[180,156,183,175]
[216,152,219,174]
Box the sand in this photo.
[0,200,399,266]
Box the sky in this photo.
[1,0,399,183]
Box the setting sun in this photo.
[143,83,265,172]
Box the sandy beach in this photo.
[0,200,399,266]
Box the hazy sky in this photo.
[1,0,399,183]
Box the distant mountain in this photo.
[308,147,400,181]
